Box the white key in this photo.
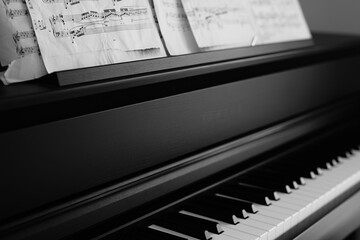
[242,218,277,240]
[180,211,263,240]
[149,150,360,240]
[255,203,299,228]
[276,193,313,218]
[272,201,306,222]
[255,207,292,231]
[249,214,284,238]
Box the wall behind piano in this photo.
[300,0,360,35]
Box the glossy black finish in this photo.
[1,33,360,240]
[211,195,258,214]
[236,175,292,194]
[124,228,187,240]
[55,40,313,86]
[216,185,272,205]
[153,213,221,240]
[182,202,239,224]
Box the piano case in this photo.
[1,33,360,240]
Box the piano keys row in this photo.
[118,144,360,240]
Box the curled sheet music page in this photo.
[0,0,47,84]
[153,0,199,55]
[249,0,311,45]
[25,0,166,73]
[181,0,256,50]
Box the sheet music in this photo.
[25,0,166,73]
[181,0,256,50]
[153,0,199,55]
[0,0,47,84]
[249,0,311,45]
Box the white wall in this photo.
[300,0,360,35]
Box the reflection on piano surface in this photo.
[1,33,360,240]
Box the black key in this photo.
[136,227,187,240]
[241,171,299,190]
[153,212,222,240]
[331,159,339,166]
[299,156,334,170]
[266,163,318,179]
[337,150,351,159]
[335,156,345,164]
[182,202,239,224]
[253,168,306,185]
[216,185,271,205]
[236,175,292,194]
[213,194,258,213]
[192,195,249,219]
[227,182,280,201]
[317,161,333,170]
[276,161,323,175]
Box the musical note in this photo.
[112,0,122,6]
[26,0,34,9]
[41,0,99,9]
[0,0,47,83]
[181,0,256,49]
[1,0,41,58]
[24,0,165,74]
[248,0,311,44]
[46,6,151,43]
[5,8,29,18]
[153,0,199,55]
[32,19,47,30]
[48,7,148,24]
[15,45,40,57]
[2,0,26,5]
[12,30,36,43]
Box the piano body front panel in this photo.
[0,34,360,240]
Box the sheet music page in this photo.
[249,0,311,45]
[181,0,256,50]
[153,0,199,55]
[24,0,166,73]
[0,0,47,84]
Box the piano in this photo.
[1,33,360,240]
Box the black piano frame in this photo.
[1,33,360,240]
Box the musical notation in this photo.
[15,45,40,57]
[181,0,256,49]
[5,8,29,18]
[41,0,99,9]
[50,22,152,42]
[1,0,41,60]
[248,0,311,44]
[0,0,47,83]
[32,19,46,30]
[190,5,254,31]
[25,0,165,74]
[153,0,199,55]
[2,0,26,5]
[47,6,150,42]
[49,7,148,25]
[12,30,36,43]
[112,0,123,6]
[165,11,190,32]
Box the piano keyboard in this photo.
[117,145,360,240]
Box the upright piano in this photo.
[1,33,360,240]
